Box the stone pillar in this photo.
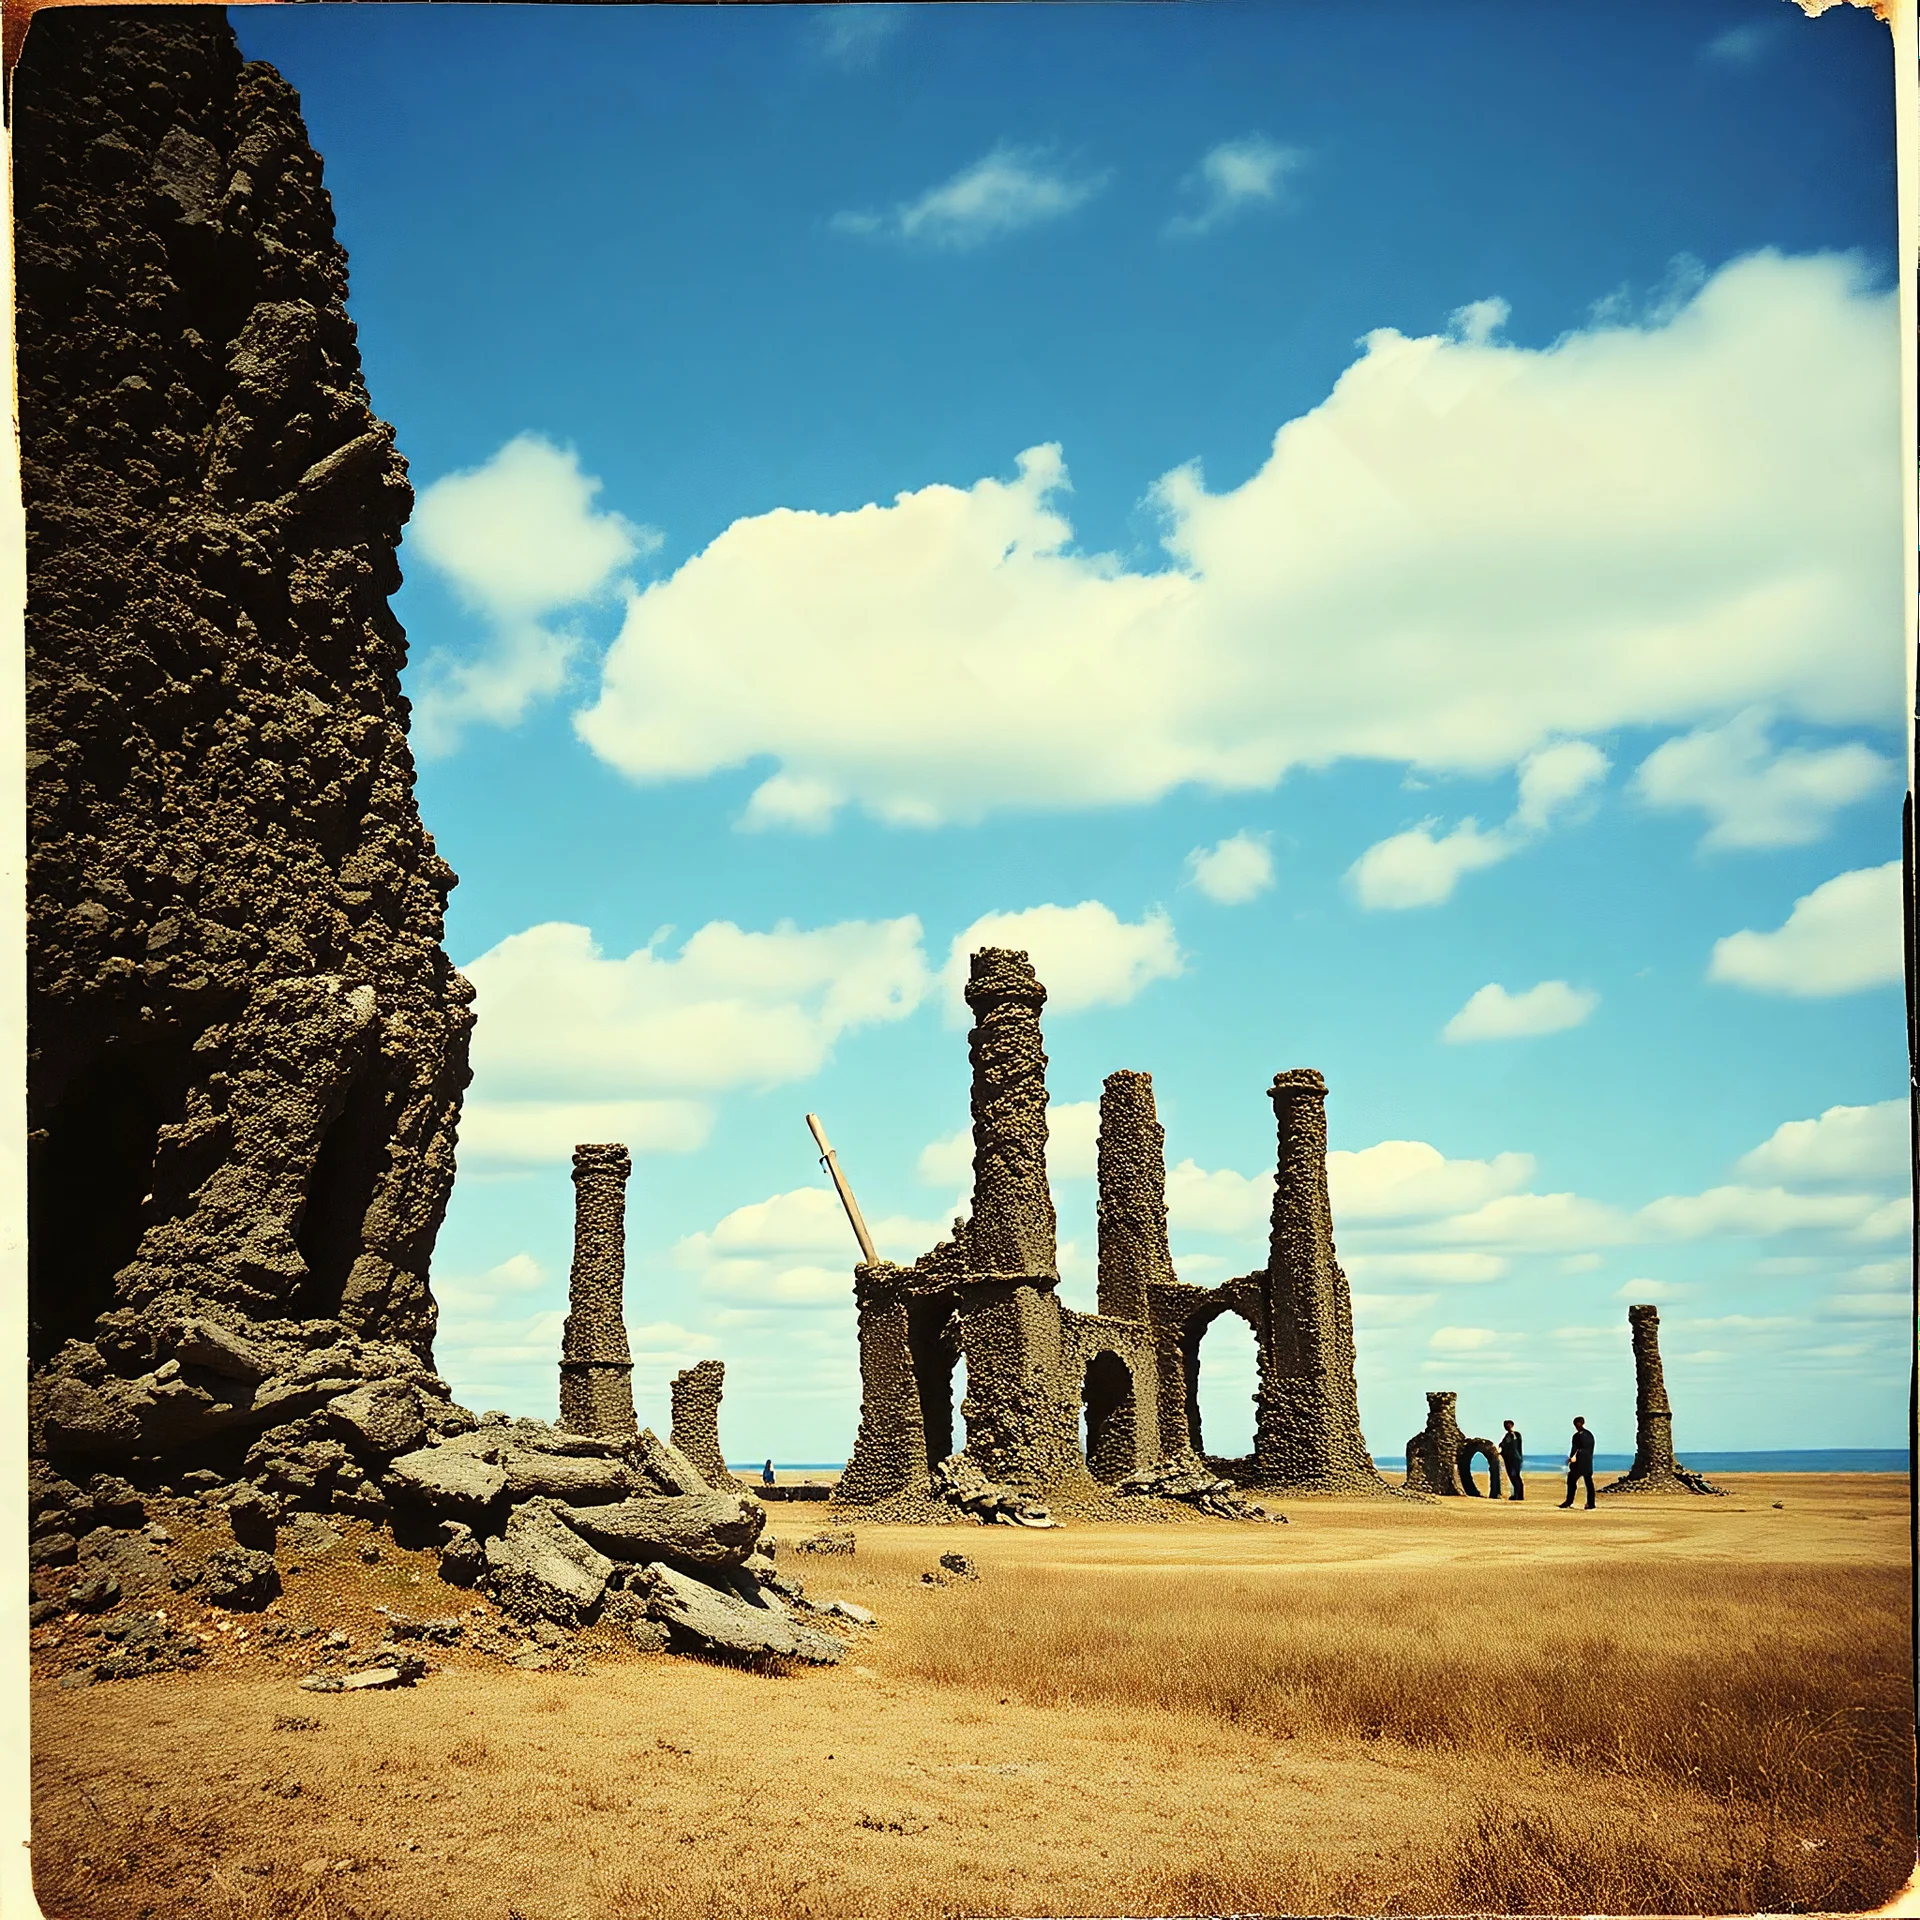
[1625,1303,1674,1480]
[1096,1070,1175,1324]
[669,1358,743,1491]
[964,949,1057,1281]
[558,1143,637,1437]
[1256,1070,1387,1492]
[836,1271,929,1503]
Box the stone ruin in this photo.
[21,9,867,1673]
[835,948,1390,1513]
[669,1360,748,1494]
[1599,1304,1726,1497]
[1403,1391,1505,1498]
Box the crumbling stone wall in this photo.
[1404,1391,1503,1497]
[559,1145,637,1438]
[1600,1305,1726,1496]
[836,952,1390,1508]
[669,1360,745,1492]
[20,6,471,1497]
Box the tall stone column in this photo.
[1626,1303,1674,1479]
[558,1143,637,1437]
[964,949,1057,1281]
[1599,1303,1724,1493]
[1256,1069,1386,1491]
[1096,1069,1175,1324]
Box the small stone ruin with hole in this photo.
[1403,1391,1505,1498]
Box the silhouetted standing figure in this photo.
[1500,1419,1524,1501]
[761,1459,776,1487]
[1558,1417,1596,1510]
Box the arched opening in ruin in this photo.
[1188,1308,1259,1464]
[905,1295,964,1468]
[1456,1438,1503,1499]
[293,1064,393,1321]
[1081,1350,1136,1483]
[28,1031,199,1366]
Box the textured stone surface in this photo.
[558,1143,637,1437]
[19,7,472,1509]
[483,1499,615,1627]
[501,1451,633,1505]
[1601,1305,1727,1497]
[385,1445,508,1518]
[639,1562,844,1665]
[559,1493,765,1567]
[669,1359,745,1491]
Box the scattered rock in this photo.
[29,1532,77,1569]
[203,1546,280,1610]
[484,1499,614,1628]
[794,1530,855,1557]
[826,1600,876,1627]
[1115,1453,1285,1521]
[69,1570,121,1613]
[638,1562,844,1666]
[559,1493,765,1569]
[300,1656,424,1692]
[227,1484,282,1551]
[937,1552,977,1580]
[358,1542,382,1565]
[86,1475,146,1528]
[326,1382,428,1459]
[930,1455,1058,1528]
[272,1713,320,1731]
[437,1520,487,1588]
[386,1445,509,1520]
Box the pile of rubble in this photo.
[1114,1453,1287,1522]
[930,1453,1060,1528]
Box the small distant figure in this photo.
[1558,1417,1596,1510]
[1500,1419,1524,1501]
[761,1459,776,1487]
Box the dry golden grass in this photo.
[29,1473,1917,1919]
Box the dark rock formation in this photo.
[669,1358,745,1491]
[1600,1305,1727,1496]
[18,6,472,1493]
[1404,1391,1503,1497]
[559,1144,638,1437]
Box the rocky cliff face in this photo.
[19,5,473,1487]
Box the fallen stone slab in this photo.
[794,1530,854,1556]
[754,1484,833,1502]
[325,1382,427,1459]
[386,1445,508,1518]
[824,1599,876,1627]
[560,1493,764,1568]
[502,1451,633,1505]
[639,1563,844,1666]
[485,1499,614,1627]
[629,1427,714,1497]
[299,1660,423,1692]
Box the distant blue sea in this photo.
[742,1451,1910,1475]
[1373,1448,1909,1475]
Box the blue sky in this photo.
[233,0,1909,1463]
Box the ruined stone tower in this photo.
[21,7,477,1493]
[559,1144,638,1438]
[1404,1390,1503,1497]
[1600,1304,1726,1496]
[670,1360,744,1491]
[1256,1072,1389,1492]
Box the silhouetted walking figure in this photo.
[1558,1417,1596,1509]
[1500,1419,1524,1501]
[761,1459,776,1487]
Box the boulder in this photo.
[70,1569,122,1612]
[484,1500,614,1627]
[558,1493,764,1568]
[795,1530,855,1557]
[502,1451,633,1505]
[437,1521,487,1588]
[165,1317,273,1382]
[203,1545,280,1610]
[628,1427,712,1497]
[325,1382,427,1459]
[638,1563,843,1666]
[85,1474,146,1529]
[226,1483,282,1551]
[385,1444,508,1518]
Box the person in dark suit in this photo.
[1558,1417,1596,1509]
[1499,1419,1524,1501]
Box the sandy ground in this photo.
[28,1472,1914,1919]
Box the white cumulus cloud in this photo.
[941,901,1181,1021]
[1707,862,1903,996]
[458,915,930,1163]
[1633,709,1893,848]
[1327,1140,1536,1221]
[408,435,656,755]
[1442,981,1599,1043]
[1736,1100,1910,1186]
[832,144,1108,249]
[1167,1159,1274,1237]
[1186,831,1275,905]
[1166,134,1302,237]
[576,253,1901,827]
[1429,1326,1499,1353]
[674,1186,945,1311]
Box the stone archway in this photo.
[1183,1306,1260,1464]
[905,1295,964,1469]
[1455,1436,1504,1499]
[1081,1350,1137,1483]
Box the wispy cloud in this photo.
[1166,134,1303,237]
[1184,830,1275,905]
[812,4,907,69]
[1442,980,1599,1045]
[832,143,1109,250]
[1703,20,1783,65]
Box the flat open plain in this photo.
[30,1472,1916,1919]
